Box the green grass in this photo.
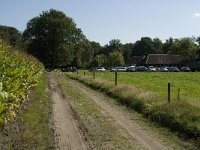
[78,71,200,107]
[0,73,54,150]
[67,71,200,147]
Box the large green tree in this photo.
[101,39,122,56]
[90,41,102,56]
[108,51,124,66]
[73,41,94,68]
[0,25,21,46]
[122,43,134,61]
[23,9,85,68]
[169,38,197,59]
[132,37,157,56]
[162,37,174,54]
[93,54,107,67]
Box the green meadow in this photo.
[69,70,200,145]
[79,71,200,107]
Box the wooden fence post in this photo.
[115,71,118,86]
[93,71,95,79]
[177,88,180,101]
[168,82,171,103]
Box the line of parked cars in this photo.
[90,66,192,72]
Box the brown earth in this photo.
[48,74,88,150]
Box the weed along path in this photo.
[48,74,87,150]
[66,78,170,150]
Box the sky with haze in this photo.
[1,0,200,45]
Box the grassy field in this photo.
[78,71,200,107]
[67,70,200,147]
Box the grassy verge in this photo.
[66,73,200,148]
[0,73,54,150]
[55,72,145,150]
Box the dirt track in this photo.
[67,78,171,150]
[48,73,182,150]
[49,74,87,150]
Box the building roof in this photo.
[126,56,145,65]
[145,54,188,65]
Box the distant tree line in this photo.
[1,9,200,68]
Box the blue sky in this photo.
[1,0,200,45]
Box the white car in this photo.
[112,66,127,72]
[96,67,106,71]
[147,66,157,72]
[160,67,169,72]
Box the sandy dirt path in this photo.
[48,75,87,150]
[68,78,172,150]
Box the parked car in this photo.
[126,66,136,72]
[111,66,127,72]
[147,66,157,72]
[90,67,97,72]
[168,67,180,72]
[180,67,191,72]
[135,66,147,72]
[96,67,106,71]
[160,67,169,72]
[61,66,77,72]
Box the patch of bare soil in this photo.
[48,74,87,150]
[68,79,172,150]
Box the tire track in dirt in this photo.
[68,78,172,150]
[48,74,88,150]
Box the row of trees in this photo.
[1,9,200,68]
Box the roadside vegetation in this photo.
[0,74,54,149]
[67,71,200,148]
[0,39,44,128]
[0,39,54,149]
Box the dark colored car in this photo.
[135,66,147,72]
[126,66,136,72]
[61,66,77,72]
[168,67,180,72]
[180,67,191,72]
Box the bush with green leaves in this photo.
[0,39,44,128]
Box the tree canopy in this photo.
[23,9,85,68]
[0,25,21,46]
[108,51,124,66]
